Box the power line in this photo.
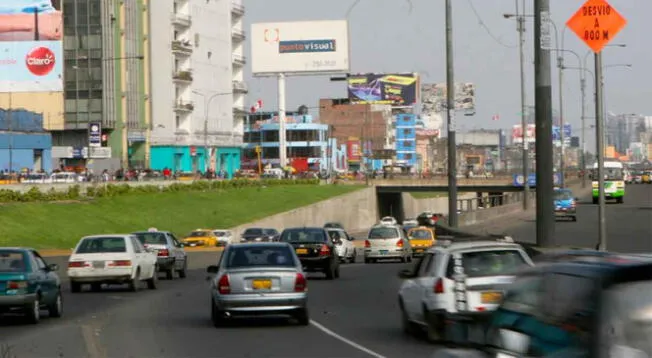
[466,0,517,49]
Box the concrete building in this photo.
[148,0,245,175]
[0,109,52,172]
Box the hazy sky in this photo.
[242,0,650,151]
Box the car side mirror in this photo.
[398,269,414,279]
[47,263,59,271]
[206,265,219,274]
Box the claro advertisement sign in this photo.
[251,20,350,76]
[347,73,419,106]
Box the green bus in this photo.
[591,160,625,204]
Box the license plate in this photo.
[481,291,503,304]
[5,289,17,295]
[189,243,197,247]
[415,249,424,253]
[379,250,388,255]
[252,279,272,290]
[296,248,308,255]
[92,261,105,269]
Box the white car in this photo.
[364,224,412,263]
[67,234,159,293]
[397,237,534,342]
[325,228,357,263]
[213,230,234,246]
[402,218,418,226]
[380,216,397,225]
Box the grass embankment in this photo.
[0,185,363,249]
[409,192,447,199]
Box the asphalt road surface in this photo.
[1,185,649,358]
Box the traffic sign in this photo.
[566,0,627,53]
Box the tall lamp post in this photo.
[192,90,232,172]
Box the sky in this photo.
[242,0,651,151]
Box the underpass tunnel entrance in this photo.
[376,192,404,223]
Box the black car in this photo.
[324,222,344,230]
[240,228,280,243]
[279,227,340,280]
[436,250,652,358]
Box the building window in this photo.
[262,131,279,142]
[262,147,279,158]
[175,115,181,129]
[405,153,413,160]
[403,128,412,135]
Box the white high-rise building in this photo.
[148,0,246,176]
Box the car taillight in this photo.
[217,274,230,294]
[111,260,132,267]
[364,240,371,248]
[7,281,27,289]
[319,244,330,256]
[432,215,439,222]
[68,261,86,268]
[396,240,404,248]
[294,273,307,292]
[434,278,444,294]
[158,249,169,257]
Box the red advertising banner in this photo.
[512,124,535,144]
[346,139,361,162]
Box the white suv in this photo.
[397,237,534,343]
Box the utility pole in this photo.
[278,73,287,168]
[516,0,529,210]
[595,52,607,251]
[445,0,458,227]
[8,91,13,176]
[557,56,565,187]
[534,0,555,246]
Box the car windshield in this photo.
[279,228,326,243]
[76,237,127,254]
[554,190,573,200]
[409,229,433,240]
[223,245,295,268]
[243,228,263,236]
[133,232,167,245]
[0,251,26,272]
[213,231,230,237]
[592,167,624,180]
[324,223,342,229]
[369,226,400,239]
[188,231,211,237]
[455,250,527,278]
[601,280,652,356]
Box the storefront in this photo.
[0,132,52,172]
[150,146,240,177]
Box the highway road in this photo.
[0,184,649,358]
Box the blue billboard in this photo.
[0,1,63,93]
[513,173,562,187]
[552,124,572,144]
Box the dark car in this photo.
[436,251,652,358]
[279,227,340,280]
[240,228,280,243]
[0,248,63,324]
[417,212,444,227]
[324,222,345,230]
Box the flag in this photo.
[250,99,263,113]
[492,114,499,121]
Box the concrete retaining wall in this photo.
[1,180,181,193]
[402,193,476,218]
[229,187,378,238]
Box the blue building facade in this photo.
[0,109,52,172]
[395,114,417,167]
[149,146,241,177]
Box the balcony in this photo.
[231,29,245,42]
[171,40,193,56]
[232,54,246,66]
[174,101,194,113]
[231,2,244,17]
[171,12,191,28]
[232,80,247,94]
[173,70,193,83]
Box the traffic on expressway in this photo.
[0,184,650,358]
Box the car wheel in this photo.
[424,308,446,343]
[592,197,598,204]
[128,268,141,292]
[407,255,412,263]
[349,250,356,263]
[25,296,41,324]
[90,283,102,292]
[572,216,577,222]
[147,266,158,289]
[364,258,371,264]
[334,266,340,279]
[211,299,226,327]
[293,308,310,326]
[165,268,174,280]
[177,259,188,279]
[399,299,416,335]
[48,290,63,318]
[325,265,335,280]
[70,281,81,293]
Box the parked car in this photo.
[240,228,280,243]
[132,228,188,280]
[279,227,340,279]
[207,243,309,326]
[181,229,219,247]
[364,224,412,263]
[212,230,234,246]
[67,235,158,292]
[0,248,63,323]
[325,227,357,263]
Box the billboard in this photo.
[552,124,571,146]
[347,73,419,106]
[346,138,361,162]
[251,20,350,76]
[512,124,536,144]
[421,82,476,117]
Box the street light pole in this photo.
[445,0,458,227]
[595,52,607,251]
[515,0,529,210]
[193,90,232,172]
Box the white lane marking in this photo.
[310,319,387,358]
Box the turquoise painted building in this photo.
[150,146,240,177]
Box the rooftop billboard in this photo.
[421,82,476,117]
[347,73,419,106]
[251,20,350,76]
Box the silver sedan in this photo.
[207,242,309,326]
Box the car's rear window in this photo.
[0,251,26,272]
[369,227,400,239]
[133,232,167,245]
[223,245,295,268]
[409,229,433,240]
[76,237,127,254]
[448,250,528,278]
[243,228,263,236]
[279,228,326,243]
[214,231,230,237]
[189,231,211,237]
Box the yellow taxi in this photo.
[643,172,652,184]
[406,226,436,257]
[181,229,219,247]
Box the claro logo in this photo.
[25,46,56,76]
